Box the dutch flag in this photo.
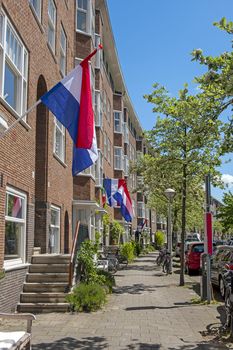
[40,48,101,175]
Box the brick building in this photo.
[0,0,156,312]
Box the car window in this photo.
[192,245,204,253]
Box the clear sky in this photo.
[107,0,233,201]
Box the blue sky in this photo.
[107,0,233,201]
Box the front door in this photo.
[50,205,61,254]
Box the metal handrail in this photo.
[68,220,80,288]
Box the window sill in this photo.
[47,43,57,64]
[114,131,123,134]
[76,29,92,38]
[77,173,95,182]
[53,153,67,168]
[4,262,30,272]
[29,3,44,33]
[0,97,31,131]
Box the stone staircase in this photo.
[17,254,71,313]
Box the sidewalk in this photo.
[1,252,230,349]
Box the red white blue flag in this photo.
[41,48,101,175]
[103,178,133,222]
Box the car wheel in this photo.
[219,277,225,299]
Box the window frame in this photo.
[29,0,42,22]
[114,146,123,170]
[4,186,27,267]
[53,116,66,163]
[59,25,67,76]
[114,110,122,133]
[76,0,92,35]
[0,10,28,118]
[48,0,56,53]
[50,205,61,254]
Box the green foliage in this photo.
[97,270,116,293]
[155,231,165,249]
[133,242,143,256]
[66,283,107,312]
[103,213,110,237]
[120,242,135,262]
[0,270,5,280]
[217,192,233,233]
[110,220,124,243]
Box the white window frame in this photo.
[76,0,92,35]
[29,0,42,22]
[4,187,27,268]
[95,149,103,187]
[95,34,102,69]
[48,0,56,53]
[137,201,145,218]
[81,163,95,178]
[60,25,67,76]
[94,90,102,127]
[0,10,28,117]
[53,116,66,163]
[114,111,122,133]
[50,205,61,254]
[114,147,123,170]
[124,155,129,176]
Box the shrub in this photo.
[110,220,124,244]
[66,283,107,312]
[120,242,135,263]
[133,242,143,256]
[155,231,165,249]
[97,270,116,293]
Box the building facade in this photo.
[0,0,156,312]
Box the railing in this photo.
[68,221,80,288]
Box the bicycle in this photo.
[156,249,167,266]
[163,252,172,274]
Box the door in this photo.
[50,205,61,254]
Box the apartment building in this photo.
[0,0,155,312]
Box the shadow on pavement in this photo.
[125,302,194,311]
[33,336,107,349]
[114,283,156,294]
[125,341,228,349]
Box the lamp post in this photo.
[164,188,176,273]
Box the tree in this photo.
[142,86,224,286]
[192,18,233,153]
[217,192,233,234]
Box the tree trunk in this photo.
[180,126,187,286]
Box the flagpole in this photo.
[0,99,41,139]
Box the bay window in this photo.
[4,187,27,266]
[30,0,42,21]
[0,11,28,116]
[95,150,103,187]
[76,0,94,35]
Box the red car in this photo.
[185,242,204,275]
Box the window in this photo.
[50,205,60,253]
[76,0,93,35]
[54,117,65,162]
[104,132,107,159]
[0,11,28,116]
[103,90,107,116]
[94,90,102,127]
[107,137,111,164]
[82,163,95,177]
[95,150,103,187]
[114,147,123,170]
[4,187,26,265]
[123,122,129,143]
[30,0,42,21]
[107,98,111,124]
[124,155,129,176]
[48,0,56,52]
[114,111,122,133]
[95,34,102,69]
[60,26,66,76]
[137,202,145,218]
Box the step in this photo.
[33,247,41,255]
[29,264,69,273]
[26,273,69,283]
[31,255,71,265]
[17,303,69,314]
[20,292,67,303]
[23,282,69,293]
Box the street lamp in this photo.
[164,188,176,273]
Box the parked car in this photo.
[224,270,233,327]
[211,245,233,298]
[185,242,204,275]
